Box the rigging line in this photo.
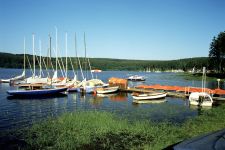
[75,33,84,80]
[84,32,93,79]
[87,57,93,79]
[35,53,44,77]
[26,55,34,76]
[58,51,66,78]
[42,57,51,78]
[69,56,76,78]
[49,57,55,72]
[52,47,65,78]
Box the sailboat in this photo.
[76,33,106,93]
[24,36,48,85]
[0,71,25,83]
[189,67,213,107]
[1,38,26,84]
[7,86,67,97]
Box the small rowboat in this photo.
[132,92,167,100]
[7,87,68,97]
[96,86,119,94]
[133,99,166,104]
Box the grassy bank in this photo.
[16,104,225,150]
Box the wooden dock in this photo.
[119,87,225,101]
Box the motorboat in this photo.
[127,75,145,81]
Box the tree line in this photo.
[0,52,209,71]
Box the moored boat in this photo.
[188,67,213,107]
[127,75,145,81]
[91,69,102,73]
[7,87,68,97]
[133,98,166,104]
[0,71,25,83]
[189,92,213,107]
[96,86,119,94]
[132,92,167,100]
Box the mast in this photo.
[76,33,84,80]
[48,34,52,69]
[32,34,35,77]
[84,32,93,79]
[23,37,26,75]
[84,32,87,79]
[65,32,68,79]
[55,27,58,78]
[39,40,42,77]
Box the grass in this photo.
[14,104,225,150]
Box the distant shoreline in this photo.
[0,52,210,72]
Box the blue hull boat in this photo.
[7,87,68,96]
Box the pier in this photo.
[120,87,225,101]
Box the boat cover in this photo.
[173,128,225,150]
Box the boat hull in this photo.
[132,93,167,100]
[77,86,95,94]
[127,79,145,81]
[189,92,213,107]
[96,86,119,94]
[1,71,25,83]
[127,75,146,81]
[7,87,68,97]
[133,99,166,104]
[67,87,78,92]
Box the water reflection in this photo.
[7,93,67,100]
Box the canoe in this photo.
[96,86,119,94]
[132,92,167,100]
[7,87,68,96]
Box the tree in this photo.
[209,31,225,73]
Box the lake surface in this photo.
[0,69,224,133]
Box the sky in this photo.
[0,0,225,60]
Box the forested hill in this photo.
[0,52,209,71]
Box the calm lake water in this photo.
[0,68,224,133]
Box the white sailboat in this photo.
[25,36,48,85]
[189,67,213,107]
[0,71,25,83]
[77,33,106,93]
[1,38,26,83]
